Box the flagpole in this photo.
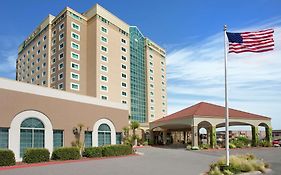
[224,25,230,166]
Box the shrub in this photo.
[259,140,272,147]
[208,154,269,175]
[0,149,16,166]
[191,146,199,150]
[102,145,132,157]
[229,143,236,149]
[200,144,210,149]
[52,147,80,160]
[83,147,103,158]
[23,148,50,164]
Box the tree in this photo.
[130,120,140,146]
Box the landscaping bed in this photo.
[207,154,271,175]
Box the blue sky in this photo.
[0,1,281,129]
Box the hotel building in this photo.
[16,4,167,126]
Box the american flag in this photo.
[226,29,274,54]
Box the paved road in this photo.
[0,147,280,175]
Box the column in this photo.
[163,130,167,145]
[251,126,258,147]
[265,127,272,143]
[210,126,217,148]
[183,131,187,144]
[191,126,198,147]
[149,130,154,145]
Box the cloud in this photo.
[0,35,23,79]
[166,19,281,129]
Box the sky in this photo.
[0,0,281,129]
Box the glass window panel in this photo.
[53,130,63,148]
[21,118,44,128]
[84,131,92,148]
[20,129,32,157]
[98,124,110,131]
[0,128,8,149]
[116,132,122,144]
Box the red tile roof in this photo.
[152,102,270,123]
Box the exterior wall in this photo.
[145,39,167,122]
[0,78,128,161]
[17,15,54,87]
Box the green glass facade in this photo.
[0,128,8,149]
[53,130,63,148]
[98,124,111,146]
[20,118,45,157]
[84,131,92,148]
[130,26,146,123]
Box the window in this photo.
[150,76,154,81]
[121,73,127,79]
[150,84,154,88]
[84,131,92,148]
[101,95,108,100]
[20,118,44,157]
[71,62,79,70]
[37,67,40,71]
[59,33,64,40]
[52,48,56,55]
[37,41,41,46]
[101,46,107,52]
[121,56,127,61]
[52,30,56,37]
[37,58,40,63]
[71,83,79,90]
[71,32,80,41]
[53,130,63,148]
[98,124,111,146]
[51,76,55,83]
[52,39,56,46]
[37,49,41,55]
[101,65,107,72]
[72,22,80,31]
[71,72,79,80]
[121,64,126,70]
[101,36,107,43]
[42,71,46,77]
[58,73,64,80]
[101,85,108,91]
[70,12,82,21]
[43,44,47,50]
[101,75,107,82]
[52,67,56,73]
[101,26,107,33]
[121,38,126,44]
[71,52,79,60]
[52,58,56,64]
[59,63,64,70]
[59,23,64,30]
[58,83,64,89]
[59,53,64,60]
[101,55,107,62]
[0,128,8,149]
[122,100,127,104]
[43,36,47,41]
[71,42,79,50]
[121,91,127,96]
[116,132,122,144]
[42,80,46,85]
[121,47,126,52]
[121,82,127,88]
[59,43,64,50]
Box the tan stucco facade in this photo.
[0,78,129,161]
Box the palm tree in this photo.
[130,120,140,146]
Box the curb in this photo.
[0,154,138,171]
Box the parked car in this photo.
[272,139,281,145]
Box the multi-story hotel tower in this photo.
[16,4,167,126]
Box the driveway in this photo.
[0,147,280,175]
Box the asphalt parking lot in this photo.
[0,146,280,175]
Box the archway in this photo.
[198,121,213,148]
[93,118,116,147]
[258,123,272,144]
[9,110,53,161]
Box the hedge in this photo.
[23,148,50,164]
[51,147,80,160]
[102,145,132,157]
[0,149,16,166]
[83,147,103,158]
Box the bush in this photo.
[23,148,50,164]
[0,149,16,166]
[191,146,199,150]
[200,144,210,149]
[83,147,103,158]
[229,143,236,149]
[102,145,132,157]
[52,147,80,160]
[259,140,272,147]
[208,154,269,175]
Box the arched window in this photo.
[20,118,45,157]
[98,124,111,146]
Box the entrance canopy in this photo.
[149,102,271,147]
